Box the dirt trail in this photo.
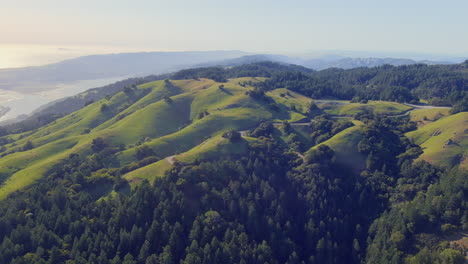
[403,103,452,110]
[166,155,176,165]
[294,151,306,161]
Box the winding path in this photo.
[403,103,452,110]
[389,103,451,118]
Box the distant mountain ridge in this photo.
[302,57,452,70]
[0,50,247,92]
[197,54,454,70]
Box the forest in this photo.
[175,61,468,109]
[0,114,465,264]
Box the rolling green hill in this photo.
[406,112,468,169]
[306,121,366,172]
[0,77,300,199]
[0,73,464,200]
[124,135,260,184]
[315,100,412,116]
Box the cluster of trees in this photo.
[172,62,313,82]
[255,64,467,105]
[1,114,464,263]
[366,162,467,263]
[0,137,356,263]
[170,61,467,107]
[222,130,242,142]
[308,115,353,145]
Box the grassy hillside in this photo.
[406,112,468,169]
[267,88,311,121]
[316,100,412,116]
[409,108,451,127]
[124,135,259,184]
[0,137,85,199]
[0,73,455,200]
[306,121,366,172]
[0,77,299,199]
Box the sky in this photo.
[1,0,468,67]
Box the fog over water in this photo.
[0,45,146,121]
[0,77,125,121]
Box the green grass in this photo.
[177,135,250,163]
[268,89,311,110]
[267,89,310,122]
[307,121,364,153]
[189,82,252,119]
[124,158,173,184]
[117,107,270,164]
[409,108,451,127]
[306,121,366,172]
[317,100,412,116]
[93,81,183,131]
[0,136,84,199]
[0,85,152,154]
[94,94,194,146]
[173,78,218,92]
[124,135,258,184]
[406,112,467,169]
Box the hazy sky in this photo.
[2,0,468,55]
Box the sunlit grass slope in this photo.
[317,101,412,116]
[409,108,451,127]
[0,137,84,199]
[306,121,366,172]
[0,77,299,199]
[406,112,467,169]
[124,135,259,184]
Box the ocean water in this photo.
[0,77,126,121]
[0,44,142,121]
